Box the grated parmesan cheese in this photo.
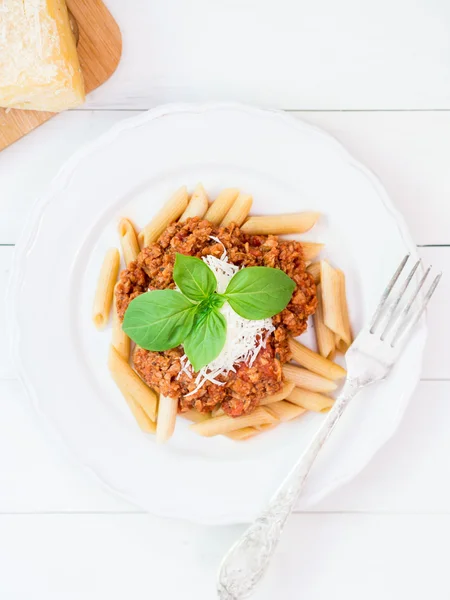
[180,238,275,396]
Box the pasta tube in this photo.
[314,283,336,359]
[259,381,295,405]
[307,262,321,284]
[204,188,239,224]
[241,212,320,235]
[139,186,189,248]
[118,218,140,266]
[108,345,158,422]
[288,338,346,380]
[301,242,325,262]
[190,407,277,437]
[180,183,209,220]
[321,261,352,346]
[111,286,130,360]
[287,387,334,413]
[264,400,306,421]
[92,248,120,330]
[282,363,337,393]
[156,394,178,444]
[221,192,253,227]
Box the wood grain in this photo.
[0,0,122,151]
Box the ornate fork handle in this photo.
[217,377,361,600]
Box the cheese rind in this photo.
[0,0,85,112]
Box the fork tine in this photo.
[370,254,409,333]
[380,259,421,340]
[391,272,442,347]
[393,265,431,328]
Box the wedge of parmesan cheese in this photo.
[0,0,85,111]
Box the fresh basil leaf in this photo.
[173,253,217,301]
[183,308,227,372]
[123,289,197,351]
[224,266,296,319]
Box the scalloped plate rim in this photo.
[7,103,426,524]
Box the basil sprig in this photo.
[123,253,295,372]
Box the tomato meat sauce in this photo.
[115,218,317,417]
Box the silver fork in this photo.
[217,255,441,600]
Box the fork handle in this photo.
[217,377,360,600]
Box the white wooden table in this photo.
[1,1,450,598]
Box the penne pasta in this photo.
[92,248,120,330]
[255,422,279,432]
[190,407,278,437]
[121,232,140,266]
[321,261,352,346]
[288,337,346,380]
[301,242,325,262]
[156,394,178,444]
[307,261,321,284]
[139,186,189,248]
[118,217,136,238]
[235,422,279,437]
[259,381,295,406]
[264,400,306,422]
[103,184,355,442]
[180,410,210,424]
[314,283,336,359]
[180,183,209,221]
[211,405,225,418]
[204,188,239,224]
[181,409,256,441]
[221,192,253,227]
[282,363,337,393]
[241,212,320,235]
[287,387,334,413]
[225,427,261,441]
[334,269,353,350]
[335,332,349,353]
[108,345,158,422]
[124,396,157,433]
[111,286,130,360]
[118,218,140,266]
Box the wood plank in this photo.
[82,0,450,110]
[0,378,449,514]
[0,0,122,150]
[0,513,449,599]
[2,110,450,244]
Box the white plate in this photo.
[9,104,425,524]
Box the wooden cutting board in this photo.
[0,0,122,151]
